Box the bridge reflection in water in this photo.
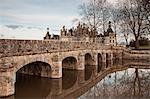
[79,68,150,99]
[4,59,150,99]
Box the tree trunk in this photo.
[135,39,139,49]
[125,38,128,47]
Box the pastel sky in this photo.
[0,0,82,39]
[0,0,118,40]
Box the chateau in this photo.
[44,21,117,46]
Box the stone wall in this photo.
[122,48,150,62]
[0,39,106,58]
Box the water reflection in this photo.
[62,69,77,89]
[4,66,94,99]
[79,69,150,99]
[15,73,52,98]
[2,60,150,99]
[85,65,94,81]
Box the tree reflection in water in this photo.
[78,69,150,99]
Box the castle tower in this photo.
[60,26,67,37]
[104,21,117,46]
[60,26,71,41]
[44,28,51,40]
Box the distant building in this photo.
[43,21,117,46]
[44,28,51,40]
[60,23,94,42]
[44,28,60,40]
[103,21,117,46]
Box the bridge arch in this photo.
[62,56,78,90]
[85,53,94,66]
[62,56,77,69]
[16,61,52,78]
[13,54,52,74]
[84,53,95,81]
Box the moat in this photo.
[2,60,150,99]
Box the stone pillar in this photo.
[110,52,113,67]
[51,54,62,78]
[0,71,15,97]
[92,53,98,76]
[76,55,85,70]
[118,50,123,66]
[92,53,98,66]
[102,52,106,70]
[51,61,62,78]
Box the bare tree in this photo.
[141,0,150,33]
[120,23,130,46]
[79,0,110,33]
[117,0,150,49]
[109,6,121,45]
[79,0,149,46]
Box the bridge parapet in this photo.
[0,39,107,58]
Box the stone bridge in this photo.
[0,39,150,97]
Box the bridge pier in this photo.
[51,61,62,78]
[118,50,123,65]
[110,52,114,67]
[76,55,85,70]
[0,71,15,97]
[102,52,106,70]
[92,53,98,76]
[92,53,98,66]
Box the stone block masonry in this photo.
[0,39,150,97]
[0,39,106,58]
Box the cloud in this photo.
[0,0,81,39]
[19,14,77,23]
[27,26,33,29]
[26,26,43,30]
[3,24,43,30]
[5,25,23,29]
[1,12,79,26]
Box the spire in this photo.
[109,21,111,28]
[47,27,49,33]
[107,21,113,33]
[44,27,51,39]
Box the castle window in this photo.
[110,40,111,43]
[113,40,114,43]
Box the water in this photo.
[2,62,150,99]
[79,69,150,99]
[2,66,94,99]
